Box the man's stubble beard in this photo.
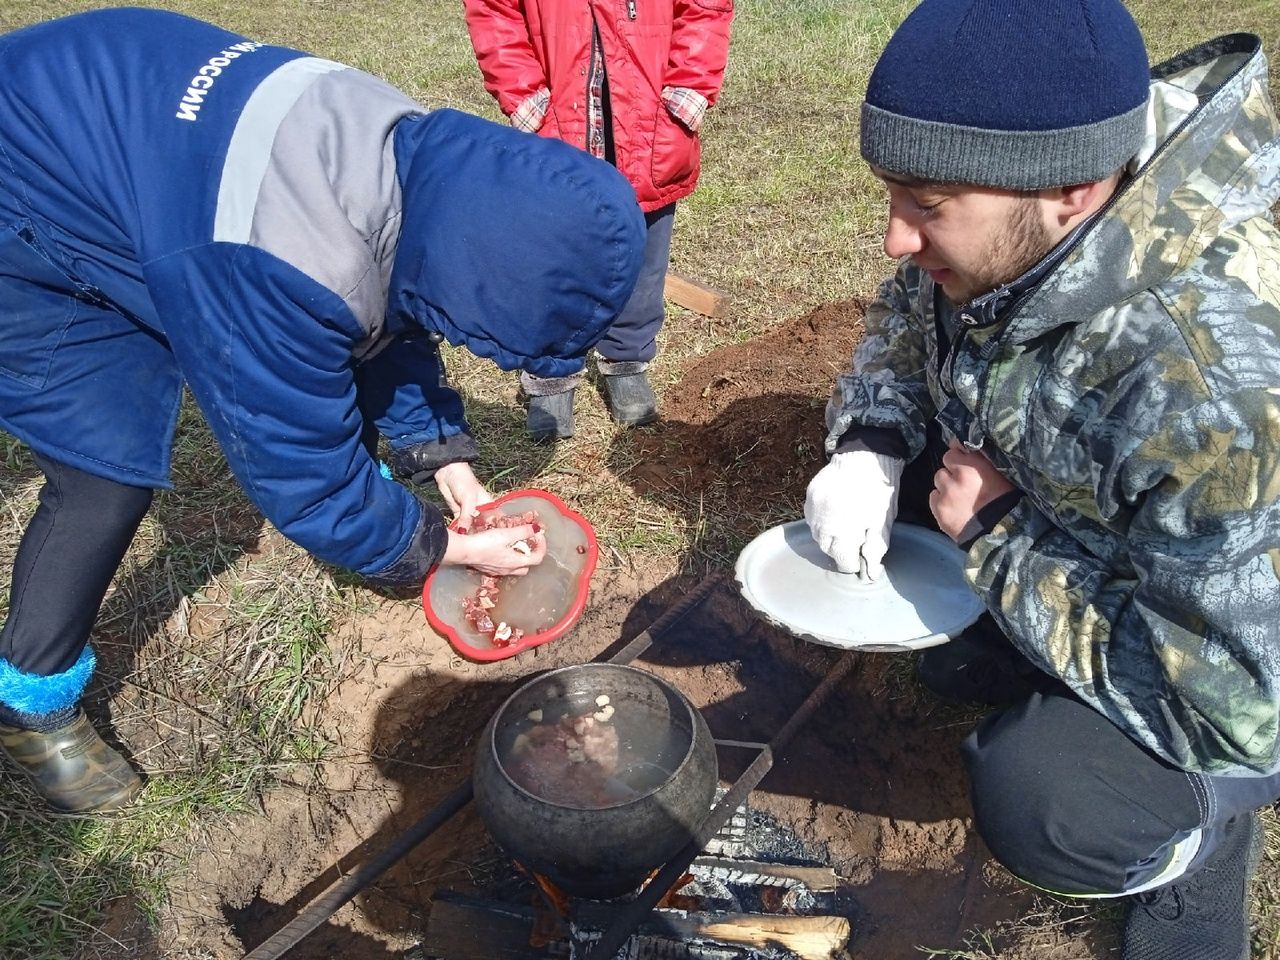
[949,197,1055,305]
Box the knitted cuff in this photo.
[0,645,95,715]
[0,702,77,733]
[833,423,910,460]
[958,490,1026,551]
[595,358,650,377]
[520,369,585,396]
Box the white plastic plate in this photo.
[734,520,984,652]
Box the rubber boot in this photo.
[1121,812,1261,960]
[601,371,658,426]
[0,710,143,813]
[526,389,576,442]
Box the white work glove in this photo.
[804,449,904,580]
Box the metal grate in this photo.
[422,802,851,960]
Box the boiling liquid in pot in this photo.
[498,697,690,809]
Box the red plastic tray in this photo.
[422,489,598,662]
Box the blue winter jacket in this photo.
[0,8,644,584]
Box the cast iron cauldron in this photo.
[473,663,717,899]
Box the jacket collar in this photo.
[953,216,1097,329]
[985,34,1276,345]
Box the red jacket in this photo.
[464,0,734,211]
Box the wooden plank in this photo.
[664,272,732,318]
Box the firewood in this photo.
[578,903,850,959]
[690,856,839,892]
[427,893,851,960]
[634,911,849,959]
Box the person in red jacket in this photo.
[464,0,734,440]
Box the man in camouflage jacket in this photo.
[806,2,1280,957]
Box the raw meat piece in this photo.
[458,510,540,645]
[471,509,540,534]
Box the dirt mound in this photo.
[629,300,864,512]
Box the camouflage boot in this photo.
[0,710,143,813]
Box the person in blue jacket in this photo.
[0,7,645,813]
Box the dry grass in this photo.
[0,1,1278,958]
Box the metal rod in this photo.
[241,574,727,960]
[711,738,769,751]
[243,779,474,960]
[603,572,727,666]
[583,650,860,960]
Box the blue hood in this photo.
[387,109,645,378]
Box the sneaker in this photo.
[916,619,1051,706]
[1122,812,1261,960]
[601,372,658,427]
[0,709,143,813]
[526,389,575,442]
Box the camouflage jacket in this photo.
[827,34,1280,776]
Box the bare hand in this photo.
[929,439,1016,541]
[441,524,547,576]
[434,461,492,530]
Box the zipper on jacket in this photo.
[943,311,968,400]
[627,0,637,20]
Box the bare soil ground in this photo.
[137,303,1272,960]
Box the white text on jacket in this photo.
[175,42,264,121]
